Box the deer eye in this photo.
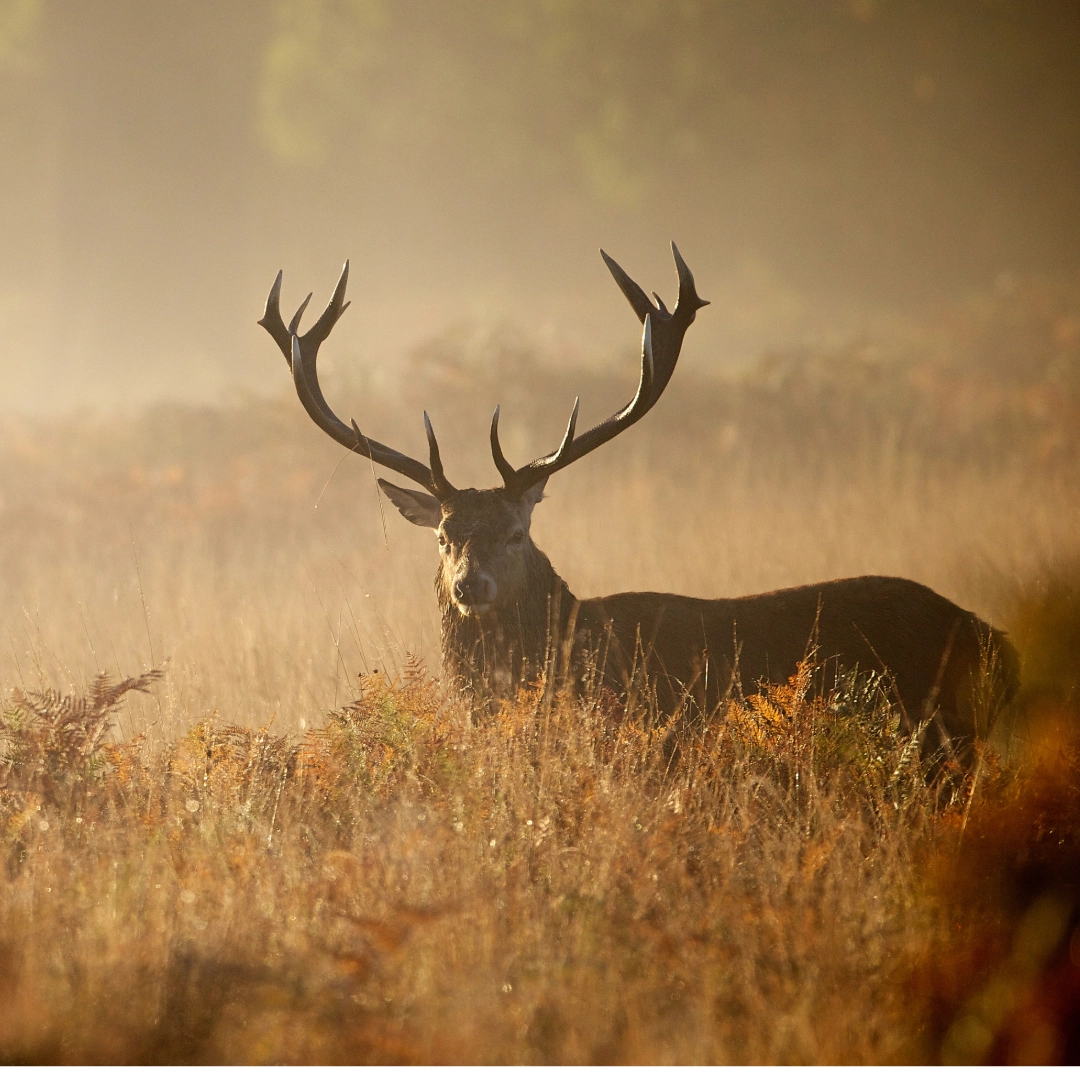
[508,529,525,545]
[437,533,449,549]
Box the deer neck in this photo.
[437,544,576,705]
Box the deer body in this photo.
[435,535,1009,743]
[260,245,1018,751]
[573,576,1010,739]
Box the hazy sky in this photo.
[1,0,1078,412]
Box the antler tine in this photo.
[305,259,352,343]
[287,293,313,336]
[490,395,582,491]
[260,265,451,497]
[600,248,655,323]
[552,397,580,464]
[671,241,709,314]
[424,412,454,498]
[489,406,518,487]
[498,245,705,498]
[258,271,292,365]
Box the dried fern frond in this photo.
[1,669,165,803]
[8,669,164,758]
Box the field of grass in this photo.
[1,299,1079,1062]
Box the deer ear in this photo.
[378,478,442,528]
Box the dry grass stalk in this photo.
[0,636,1073,1065]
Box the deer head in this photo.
[258,245,708,620]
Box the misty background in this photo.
[0,0,1078,414]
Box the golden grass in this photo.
[0,640,1075,1064]
[0,334,1078,1063]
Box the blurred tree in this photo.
[2,0,1079,409]
[259,0,388,164]
[254,0,1080,231]
[0,0,39,75]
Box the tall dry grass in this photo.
[0,282,1079,1062]
[0,637,1075,1064]
[2,353,1078,741]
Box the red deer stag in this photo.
[260,244,1017,753]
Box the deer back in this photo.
[574,575,1019,747]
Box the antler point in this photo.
[350,417,365,446]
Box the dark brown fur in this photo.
[436,536,571,703]
[572,575,1018,747]
[415,486,1018,753]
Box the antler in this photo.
[490,242,708,498]
[258,262,455,498]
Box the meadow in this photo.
[0,287,1078,1063]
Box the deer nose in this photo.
[453,574,496,607]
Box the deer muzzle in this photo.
[452,569,497,616]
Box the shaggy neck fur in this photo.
[437,542,576,709]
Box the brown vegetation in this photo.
[0,627,1075,1064]
[1,281,1079,1062]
